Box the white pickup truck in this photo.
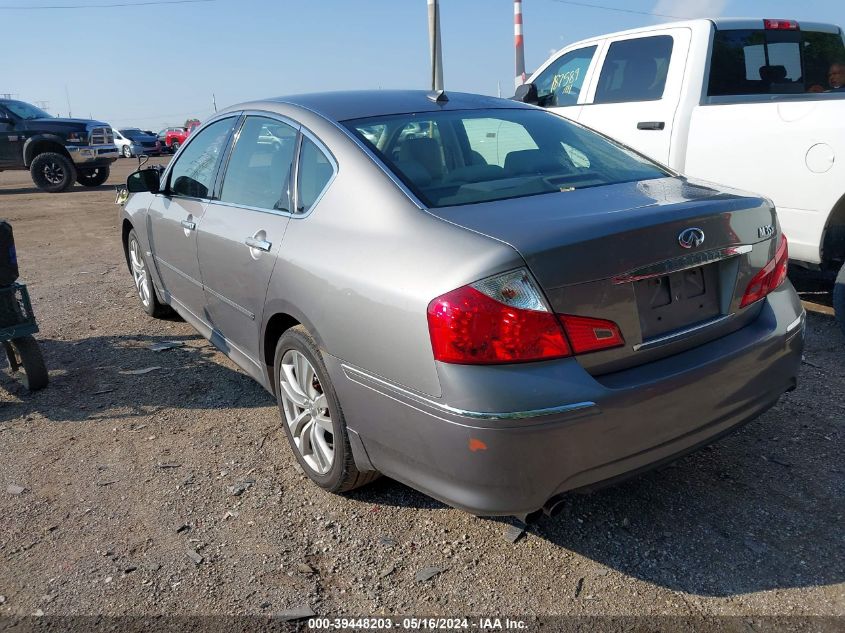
[517,18,845,332]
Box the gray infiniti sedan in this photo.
[120,90,805,517]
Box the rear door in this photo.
[196,114,300,367]
[578,28,691,164]
[147,116,237,318]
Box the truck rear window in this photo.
[708,28,845,96]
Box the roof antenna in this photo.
[427,0,448,103]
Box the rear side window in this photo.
[296,136,334,213]
[708,28,845,96]
[168,117,236,199]
[533,45,597,107]
[594,36,674,103]
[220,116,298,211]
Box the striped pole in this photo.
[514,0,526,88]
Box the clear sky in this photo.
[1,0,843,130]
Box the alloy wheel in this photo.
[128,237,151,307]
[279,349,334,474]
[42,161,65,185]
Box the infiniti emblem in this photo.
[678,227,705,249]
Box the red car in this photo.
[157,127,188,153]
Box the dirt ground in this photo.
[0,158,843,625]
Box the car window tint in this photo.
[533,46,597,107]
[296,136,334,214]
[345,108,668,209]
[219,116,297,211]
[463,118,538,167]
[169,117,236,199]
[708,29,845,96]
[594,35,674,103]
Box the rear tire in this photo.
[5,336,48,392]
[126,228,170,318]
[77,166,110,187]
[834,264,845,337]
[274,326,379,493]
[30,152,76,193]
[171,140,180,152]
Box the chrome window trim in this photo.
[341,363,597,421]
[160,112,242,201]
[273,99,427,211]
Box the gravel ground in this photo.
[0,159,843,624]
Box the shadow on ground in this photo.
[0,333,274,422]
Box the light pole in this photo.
[514,0,527,88]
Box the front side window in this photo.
[296,136,334,214]
[708,28,845,96]
[533,46,597,107]
[344,108,668,209]
[594,35,674,103]
[219,116,297,211]
[168,117,236,199]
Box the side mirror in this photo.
[126,168,161,193]
[512,83,539,105]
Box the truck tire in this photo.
[30,152,77,193]
[834,264,845,337]
[77,166,110,187]
[171,140,180,152]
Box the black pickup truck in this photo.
[0,99,119,193]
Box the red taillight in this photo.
[740,234,788,308]
[559,314,625,354]
[427,285,571,364]
[427,268,626,364]
[764,19,799,30]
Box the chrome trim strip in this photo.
[341,363,597,421]
[205,285,255,320]
[786,312,805,333]
[613,245,753,285]
[633,315,732,351]
[154,256,203,288]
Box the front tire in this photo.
[834,264,845,337]
[122,145,132,158]
[170,140,180,152]
[30,152,76,193]
[274,326,378,492]
[126,228,170,318]
[77,166,110,187]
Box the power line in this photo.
[547,0,689,20]
[0,0,217,10]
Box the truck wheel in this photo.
[171,140,180,152]
[834,264,845,337]
[30,152,77,193]
[122,145,132,158]
[4,336,49,392]
[77,166,110,187]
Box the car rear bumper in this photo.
[327,282,805,517]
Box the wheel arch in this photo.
[23,135,71,167]
[821,192,845,270]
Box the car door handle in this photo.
[244,237,272,252]
[180,220,196,231]
[637,121,665,130]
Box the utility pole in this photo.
[427,0,444,92]
[212,93,217,113]
[64,85,73,118]
[514,0,527,88]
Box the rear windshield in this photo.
[343,108,668,208]
[708,28,845,96]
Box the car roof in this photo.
[226,90,534,122]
